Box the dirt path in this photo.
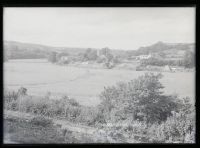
[4,110,111,142]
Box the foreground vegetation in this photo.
[4,73,195,143]
[4,115,104,143]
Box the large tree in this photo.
[83,48,98,61]
[183,51,195,68]
[48,52,58,63]
[98,73,178,124]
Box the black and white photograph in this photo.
[3,7,195,143]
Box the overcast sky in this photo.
[4,7,195,50]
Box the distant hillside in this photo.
[3,41,194,60]
[132,41,194,57]
[3,41,91,59]
[3,41,128,60]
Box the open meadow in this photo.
[4,59,195,106]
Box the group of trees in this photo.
[81,47,121,69]
[140,50,195,68]
[47,46,195,70]
[99,48,118,69]
[97,73,180,124]
[95,72,195,142]
[47,52,58,63]
[183,51,195,68]
[47,47,121,69]
[82,48,98,61]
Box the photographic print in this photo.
[3,7,195,144]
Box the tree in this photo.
[48,52,58,63]
[100,47,115,68]
[183,51,195,68]
[17,87,27,96]
[100,47,110,57]
[98,73,178,124]
[83,48,98,61]
[101,47,113,61]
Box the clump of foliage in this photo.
[83,48,98,61]
[97,72,195,143]
[30,116,53,127]
[139,50,195,69]
[182,51,195,68]
[4,90,19,111]
[4,88,93,124]
[147,97,195,143]
[98,73,178,124]
[48,51,58,63]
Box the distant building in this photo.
[136,54,152,60]
[60,56,68,61]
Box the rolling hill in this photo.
[3,41,195,60]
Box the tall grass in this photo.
[4,88,98,125]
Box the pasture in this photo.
[4,59,195,106]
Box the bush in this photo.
[4,90,84,122]
[147,110,195,143]
[98,73,180,124]
[30,116,53,127]
[4,90,19,110]
[48,52,58,63]
[83,48,98,61]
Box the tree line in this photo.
[47,47,121,69]
[140,51,195,68]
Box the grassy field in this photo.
[4,59,195,106]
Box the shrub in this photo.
[98,73,180,124]
[48,52,58,63]
[83,48,98,61]
[17,87,27,96]
[182,51,195,68]
[30,116,53,127]
[4,90,83,122]
[146,97,195,143]
[4,90,19,110]
[147,111,195,143]
[96,56,106,63]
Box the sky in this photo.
[3,7,195,50]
